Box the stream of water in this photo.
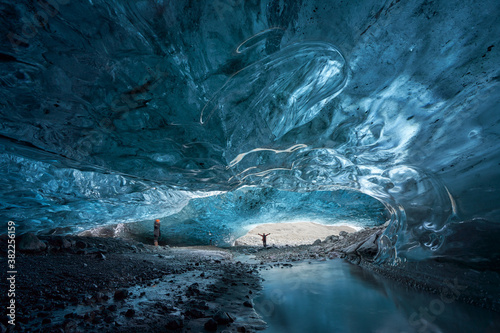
[254,260,499,332]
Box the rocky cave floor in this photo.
[1,224,498,332]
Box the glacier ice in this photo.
[0,0,499,267]
[96,187,387,247]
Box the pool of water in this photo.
[254,260,500,332]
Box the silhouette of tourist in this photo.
[258,233,271,247]
[154,219,161,246]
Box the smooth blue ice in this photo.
[0,0,499,267]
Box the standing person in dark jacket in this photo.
[258,233,270,247]
[154,219,161,246]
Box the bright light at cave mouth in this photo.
[234,220,364,247]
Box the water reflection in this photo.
[254,260,500,332]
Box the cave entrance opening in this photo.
[77,187,390,248]
[224,187,389,248]
[233,221,360,247]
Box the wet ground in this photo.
[0,236,264,332]
[2,226,499,332]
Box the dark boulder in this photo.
[213,311,233,324]
[61,237,72,249]
[114,289,129,300]
[204,318,218,331]
[165,318,183,330]
[18,233,46,252]
[125,309,135,318]
[75,240,87,249]
[356,231,381,258]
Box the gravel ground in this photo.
[0,236,264,332]
[3,223,496,333]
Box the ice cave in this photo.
[1,0,499,332]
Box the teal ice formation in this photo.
[1,0,499,267]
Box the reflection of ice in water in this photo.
[255,260,500,333]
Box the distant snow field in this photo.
[234,221,359,247]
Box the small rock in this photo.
[347,253,361,265]
[339,231,348,237]
[54,302,66,309]
[165,318,183,330]
[186,283,200,296]
[356,231,382,257]
[185,308,204,319]
[61,237,72,249]
[325,235,339,243]
[213,311,233,324]
[114,289,129,300]
[75,240,87,249]
[125,309,135,318]
[243,300,253,308]
[64,313,76,319]
[63,320,77,331]
[34,303,45,310]
[95,292,105,303]
[328,252,338,259]
[193,300,209,310]
[204,318,218,331]
[312,239,322,245]
[17,233,46,252]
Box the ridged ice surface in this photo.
[1,0,499,264]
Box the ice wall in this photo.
[1,0,499,264]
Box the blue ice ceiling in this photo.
[0,0,499,264]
